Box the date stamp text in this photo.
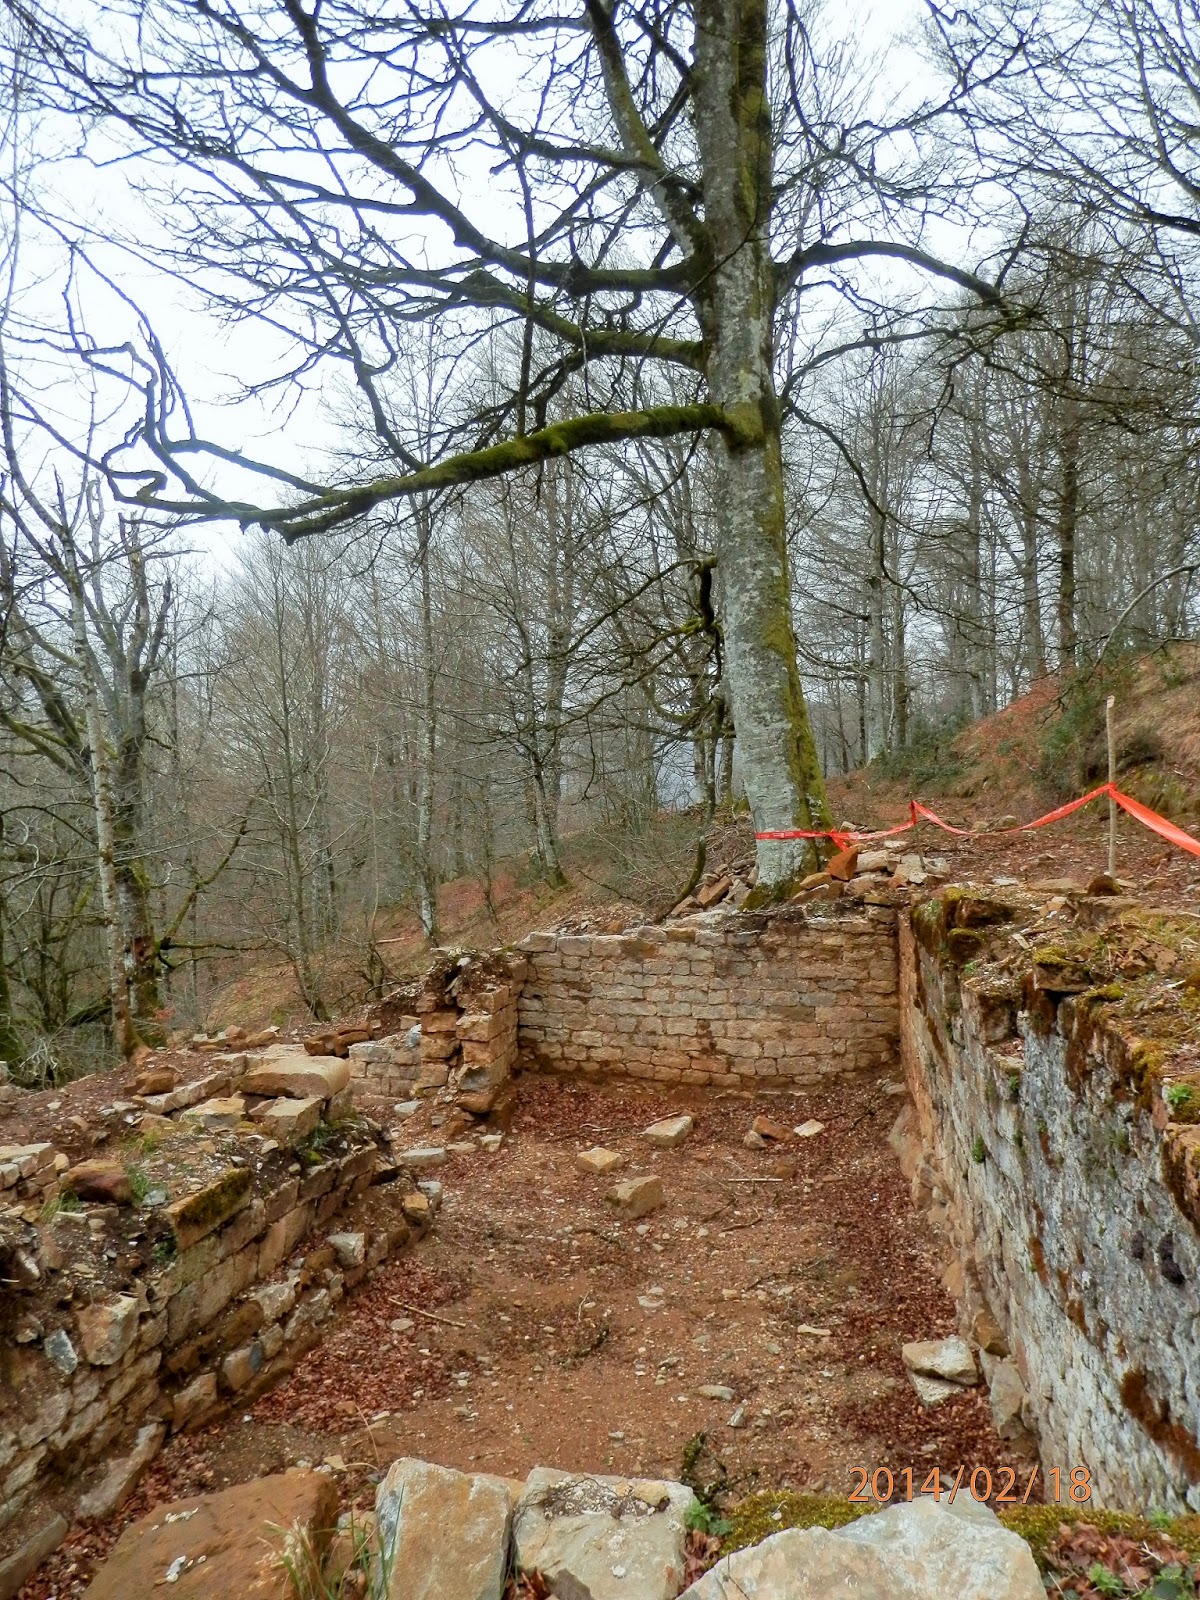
[849,1465,1092,1504]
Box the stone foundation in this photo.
[0,1104,432,1596]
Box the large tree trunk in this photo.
[693,0,832,887]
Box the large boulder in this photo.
[374,1457,512,1600]
[83,1469,339,1599]
[513,1469,693,1600]
[681,1496,1043,1599]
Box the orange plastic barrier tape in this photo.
[755,782,1200,860]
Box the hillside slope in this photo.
[204,648,1200,1034]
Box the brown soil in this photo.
[22,1071,1028,1598]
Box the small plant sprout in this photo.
[125,1164,152,1205]
[1165,1083,1195,1116]
[971,1134,986,1164]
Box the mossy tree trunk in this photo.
[692,0,833,885]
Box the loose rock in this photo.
[901,1336,978,1386]
[607,1175,664,1218]
[578,1146,625,1175]
[513,1468,693,1600]
[643,1115,694,1148]
[63,1160,134,1206]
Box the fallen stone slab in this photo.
[242,1056,351,1100]
[140,1067,238,1115]
[179,1094,246,1131]
[397,1146,448,1170]
[513,1468,693,1600]
[578,1145,625,1174]
[0,1513,68,1600]
[82,1470,339,1599]
[76,1422,165,1520]
[644,1114,694,1148]
[607,1174,664,1218]
[681,1495,1043,1599]
[901,1336,978,1386]
[375,1457,513,1600]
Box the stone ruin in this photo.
[4,851,1200,1594]
[0,1044,435,1596]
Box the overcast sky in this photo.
[13,0,932,566]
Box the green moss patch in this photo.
[722,1492,875,1552]
[722,1491,1200,1574]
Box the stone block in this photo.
[166,1168,252,1251]
[513,1468,692,1600]
[327,1232,365,1269]
[375,1457,512,1600]
[179,1095,246,1131]
[643,1115,694,1148]
[82,1470,339,1600]
[250,1096,323,1146]
[221,1340,265,1392]
[607,1175,664,1218]
[681,1496,1043,1599]
[577,1146,625,1175]
[172,1371,219,1430]
[241,1057,351,1099]
[258,1203,314,1276]
[77,1295,140,1367]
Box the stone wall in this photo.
[899,894,1200,1511]
[1,1125,432,1597]
[516,907,899,1088]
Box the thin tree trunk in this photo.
[64,563,138,1059]
[416,504,440,942]
[866,510,888,758]
[1056,408,1080,669]
[0,832,24,1073]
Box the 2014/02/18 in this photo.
[849,1466,1093,1504]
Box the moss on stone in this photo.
[721,1491,1200,1571]
[998,1503,1200,1563]
[722,1491,874,1553]
[166,1166,252,1249]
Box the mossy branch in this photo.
[174,404,734,539]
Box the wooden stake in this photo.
[389,1298,468,1329]
[1106,694,1117,876]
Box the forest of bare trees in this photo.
[1,0,1199,1078]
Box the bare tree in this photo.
[9,0,1015,881]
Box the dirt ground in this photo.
[23,1069,1031,1598]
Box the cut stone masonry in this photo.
[0,1048,433,1598]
